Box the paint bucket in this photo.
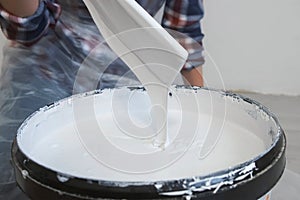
[12,87,286,200]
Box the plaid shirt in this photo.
[0,0,204,69]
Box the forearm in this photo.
[181,67,204,87]
[0,0,39,17]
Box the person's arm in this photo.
[0,0,61,45]
[162,0,205,86]
[181,67,204,86]
[0,0,39,17]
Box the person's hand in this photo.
[181,67,204,87]
[0,0,39,17]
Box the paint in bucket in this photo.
[12,86,286,199]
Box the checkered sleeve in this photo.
[0,0,61,46]
[162,0,205,70]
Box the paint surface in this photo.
[18,88,275,182]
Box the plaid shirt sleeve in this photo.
[162,0,205,70]
[0,0,61,46]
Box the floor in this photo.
[239,92,300,199]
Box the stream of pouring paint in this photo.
[83,0,189,148]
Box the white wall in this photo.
[203,0,300,95]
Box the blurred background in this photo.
[1,0,299,95]
[0,31,3,67]
[202,0,300,96]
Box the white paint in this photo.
[203,0,300,96]
[17,88,277,182]
[83,0,188,147]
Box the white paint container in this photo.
[12,87,286,199]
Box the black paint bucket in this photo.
[12,87,286,200]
